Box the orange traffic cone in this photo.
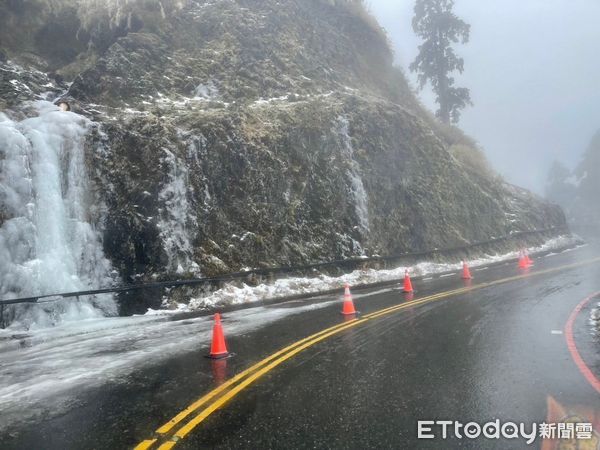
[461,261,472,280]
[208,313,229,359]
[341,283,357,315]
[403,269,413,293]
[518,251,528,269]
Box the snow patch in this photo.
[180,234,580,312]
[192,81,219,100]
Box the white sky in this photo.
[368,0,600,193]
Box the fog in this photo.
[368,0,600,194]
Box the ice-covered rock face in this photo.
[156,145,200,275]
[0,0,567,319]
[0,101,116,329]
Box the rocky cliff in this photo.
[1,0,566,294]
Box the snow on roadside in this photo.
[0,299,337,431]
[158,234,581,313]
[591,304,599,335]
[0,233,583,430]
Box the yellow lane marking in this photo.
[168,288,493,446]
[161,287,504,446]
[362,286,470,320]
[148,287,470,444]
[134,440,157,450]
[152,315,364,436]
[165,318,370,445]
[139,256,600,449]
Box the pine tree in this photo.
[410,0,472,124]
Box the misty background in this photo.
[368,0,600,194]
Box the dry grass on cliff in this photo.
[336,0,390,49]
[430,117,496,180]
[449,144,495,179]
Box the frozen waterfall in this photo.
[335,116,370,232]
[0,101,116,329]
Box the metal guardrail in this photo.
[0,226,568,307]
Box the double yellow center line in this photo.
[135,256,600,449]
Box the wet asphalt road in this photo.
[1,244,600,449]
